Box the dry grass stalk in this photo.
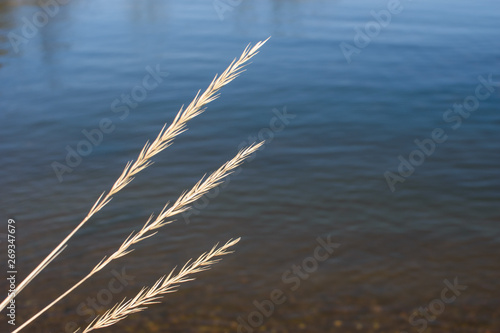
[0,37,269,313]
[79,238,241,332]
[13,142,263,332]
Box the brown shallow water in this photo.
[1,0,500,332]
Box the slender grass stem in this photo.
[13,142,263,332]
[0,37,269,314]
[80,238,240,332]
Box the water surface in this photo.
[0,0,499,332]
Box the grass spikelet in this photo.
[80,238,240,332]
[13,142,263,332]
[0,37,269,313]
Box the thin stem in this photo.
[81,238,240,332]
[14,142,263,332]
[0,37,269,314]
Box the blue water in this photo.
[1,0,499,332]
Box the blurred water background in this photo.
[0,0,499,332]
